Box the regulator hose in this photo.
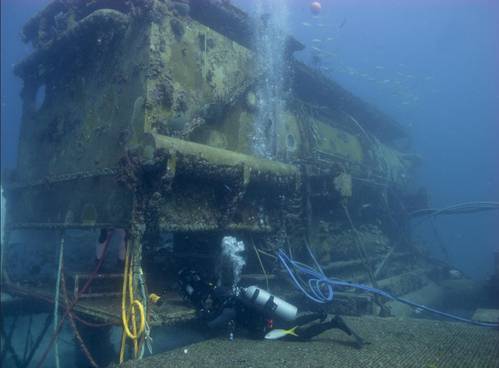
[410,201,499,218]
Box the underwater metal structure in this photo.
[1,0,449,365]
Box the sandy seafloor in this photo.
[121,316,499,368]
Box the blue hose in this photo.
[277,248,499,328]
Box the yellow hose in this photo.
[119,246,145,363]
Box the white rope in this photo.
[53,232,65,368]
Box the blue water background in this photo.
[2,0,498,279]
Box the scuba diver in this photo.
[177,268,365,348]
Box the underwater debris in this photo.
[165,115,187,135]
[310,1,322,15]
[244,90,258,112]
[170,18,185,40]
[334,173,353,199]
[174,92,188,114]
[199,102,224,123]
[155,79,174,109]
[171,1,190,17]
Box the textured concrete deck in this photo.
[122,316,499,368]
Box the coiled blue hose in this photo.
[277,248,499,328]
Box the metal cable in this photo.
[53,232,65,368]
[61,268,99,368]
[35,238,111,368]
[278,248,499,328]
[253,244,270,291]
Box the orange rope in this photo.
[35,238,111,368]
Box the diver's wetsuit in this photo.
[291,313,365,348]
[178,269,364,347]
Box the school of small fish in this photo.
[301,12,435,112]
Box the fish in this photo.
[264,327,298,340]
[312,38,322,43]
[149,293,162,305]
[449,269,462,278]
[302,22,311,27]
[260,13,272,25]
[320,50,335,58]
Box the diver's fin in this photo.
[333,315,365,349]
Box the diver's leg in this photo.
[295,320,335,339]
[295,316,365,348]
[294,310,327,325]
[330,315,365,348]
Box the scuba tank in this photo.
[238,285,298,322]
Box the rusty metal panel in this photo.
[5,174,133,229]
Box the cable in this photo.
[410,201,499,260]
[342,204,378,287]
[4,283,112,328]
[277,247,499,328]
[137,268,152,359]
[119,245,145,363]
[410,201,499,218]
[61,268,99,368]
[342,204,389,313]
[253,244,270,291]
[256,248,277,260]
[35,237,112,368]
[374,246,395,279]
[53,232,64,368]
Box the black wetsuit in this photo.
[178,269,364,347]
[290,312,365,348]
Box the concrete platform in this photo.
[121,316,499,368]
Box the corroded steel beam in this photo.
[148,133,300,187]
